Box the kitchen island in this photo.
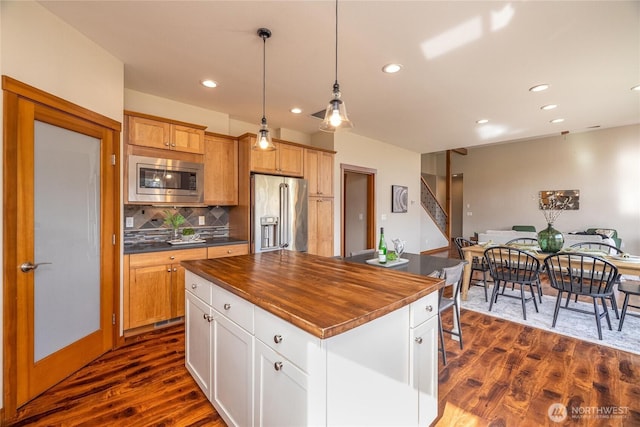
[182,251,444,427]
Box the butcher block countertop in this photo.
[181,251,444,339]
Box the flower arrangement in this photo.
[163,210,186,229]
[539,193,572,224]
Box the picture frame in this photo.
[538,189,580,210]
[391,185,408,213]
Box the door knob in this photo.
[20,261,52,272]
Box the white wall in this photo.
[333,132,424,255]
[452,125,640,253]
[1,0,125,411]
[125,89,229,133]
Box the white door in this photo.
[254,340,308,427]
[212,314,253,427]
[411,316,439,426]
[185,291,213,398]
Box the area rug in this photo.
[461,283,640,355]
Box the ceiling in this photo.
[39,1,640,153]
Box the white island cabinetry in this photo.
[184,263,440,427]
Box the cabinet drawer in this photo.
[212,285,254,333]
[185,271,213,306]
[207,244,248,259]
[130,248,207,268]
[409,291,439,328]
[255,307,321,372]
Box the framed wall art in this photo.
[391,185,408,213]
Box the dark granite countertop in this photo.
[124,237,248,254]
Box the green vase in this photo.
[538,223,564,253]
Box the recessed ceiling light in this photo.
[550,118,565,124]
[541,104,557,110]
[382,63,403,74]
[476,119,489,124]
[290,107,302,114]
[201,79,217,88]
[529,84,549,92]
[632,85,640,91]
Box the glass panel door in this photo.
[33,120,101,362]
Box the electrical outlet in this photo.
[198,216,205,225]
[381,214,387,221]
[125,217,134,228]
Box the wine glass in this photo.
[392,238,405,259]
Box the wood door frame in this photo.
[2,76,121,418]
[340,164,376,257]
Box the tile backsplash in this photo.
[124,205,230,244]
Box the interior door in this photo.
[4,85,119,412]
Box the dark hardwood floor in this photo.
[7,311,639,426]
[6,248,640,426]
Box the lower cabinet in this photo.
[184,270,439,426]
[254,340,309,427]
[124,248,206,331]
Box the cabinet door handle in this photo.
[274,361,283,371]
[223,303,231,310]
[167,269,172,273]
[170,256,176,260]
[164,142,170,146]
[173,267,177,272]
[425,305,433,312]
[191,283,198,289]
[415,337,423,344]
[171,143,176,147]
[273,334,283,344]
[227,249,232,254]
[203,314,214,322]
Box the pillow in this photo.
[595,228,615,238]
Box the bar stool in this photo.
[618,280,640,331]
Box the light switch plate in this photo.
[125,217,134,228]
[198,216,205,225]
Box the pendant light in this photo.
[254,28,276,151]
[320,0,353,132]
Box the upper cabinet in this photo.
[249,136,304,177]
[126,112,205,154]
[204,134,238,206]
[304,149,334,197]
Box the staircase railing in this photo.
[420,176,448,236]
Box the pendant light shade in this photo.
[320,0,353,132]
[254,28,276,151]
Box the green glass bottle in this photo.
[378,227,387,263]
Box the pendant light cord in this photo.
[334,0,339,86]
[262,32,267,122]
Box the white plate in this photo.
[167,239,206,245]
[365,258,409,268]
[609,255,640,263]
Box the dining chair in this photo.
[484,246,541,320]
[617,280,640,331]
[349,248,376,257]
[437,262,465,365]
[506,237,539,245]
[544,253,618,340]
[505,237,543,302]
[454,237,489,302]
[568,241,623,318]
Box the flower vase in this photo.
[538,223,563,253]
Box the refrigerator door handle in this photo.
[279,183,290,248]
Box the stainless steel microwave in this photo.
[128,155,204,204]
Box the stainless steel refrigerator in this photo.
[251,174,308,253]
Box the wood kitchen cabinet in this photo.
[249,137,304,177]
[308,197,334,257]
[124,248,206,331]
[204,134,238,205]
[304,149,334,197]
[126,113,206,154]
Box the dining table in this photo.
[460,244,640,300]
